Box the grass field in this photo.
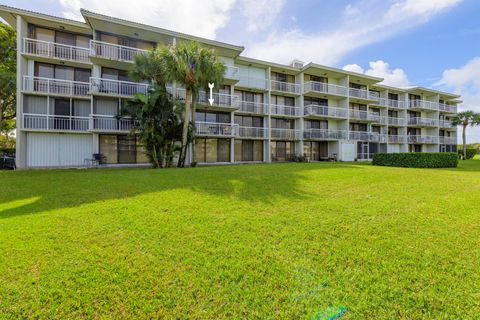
[1,160,480,319]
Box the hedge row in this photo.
[372,152,458,168]
[0,148,15,155]
[458,148,478,160]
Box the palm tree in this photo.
[451,111,480,160]
[158,42,225,167]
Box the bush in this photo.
[372,152,458,168]
[0,148,15,156]
[458,148,477,160]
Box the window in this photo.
[234,116,263,127]
[304,97,328,106]
[388,93,399,100]
[350,103,367,111]
[349,82,367,90]
[304,141,328,161]
[195,138,231,163]
[99,134,147,164]
[271,118,294,129]
[271,95,295,106]
[388,110,398,117]
[388,127,398,135]
[309,75,327,83]
[305,120,328,130]
[350,123,367,131]
[271,141,293,161]
[196,111,231,123]
[234,140,263,162]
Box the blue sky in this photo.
[3,0,480,141]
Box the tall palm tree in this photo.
[158,42,225,167]
[450,111,480,160]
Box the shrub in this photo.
[458,148,477,160]
[0,148,15,156]
[372,152,458,168]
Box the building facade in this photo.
[0,5,460,168]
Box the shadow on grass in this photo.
[0,162,366,219]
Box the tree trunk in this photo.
[191,98,197,164]
[179,89,192,167]
[462,124,467,160]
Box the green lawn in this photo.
[1,160,480,319]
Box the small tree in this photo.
[158,42,225,167]
[122,86,184,168]
[0,22,16,136]
[451,111,480,160]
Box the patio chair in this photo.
[84,153,106,167]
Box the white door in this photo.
[27,133,93,167]
[340,142,355,161]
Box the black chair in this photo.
[0,156,16,170]
[84,153,106,167]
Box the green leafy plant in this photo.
[372,152,458,168]
[458,148,477,160]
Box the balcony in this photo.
[439,103,457,114]
[89,77,149,98]
[195,121,238,137]
[407,135,439,144]
[388,135,407,143]
[237,76,268,90]
[388,117,406,126]
[270,128,301,140]
[237,101,268,114]
[439,120,456,128]
[237,126,267,139]
[349,88,379,102]
[303,129,347,140]
[439,136,457,144]
[175,89,239,109]
[303,81,348,98]
[349,131,387,142]
[349,110,385,123]
[407,117,438,127]
[370,98,388,107]
[89,40,147,63]
[90,115,135,132]
[304,105,347,119]
[23,76,89,97]
[23,38,90,64]
[270,80,300,94]
[387,99,406,109]
[408,100,439,111]
[270,104,302,117]
[223,65,240,82]
[22,114,89,132]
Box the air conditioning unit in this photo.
[290,59,304,69]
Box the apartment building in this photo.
[0,5,460,168]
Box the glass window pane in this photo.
[100,135,118,164]
[35,63,54,78]
[217,139,230,162]
[194,138,206,162]
[55,31,76,46]
[35,27,55,42]
[234,140,242,162]
[205,138,217,162]
[253,140,263,161]
[118,135,136,164]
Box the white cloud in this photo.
[241,0,285,33]
[246,0,462,65]
[58,0,236,39]
[343,60,410,87]
[436,57,480,143]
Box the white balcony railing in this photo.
[237,126,267,139]
[303,81,348,96]
[22,114,89,131]
[439,120,455,128]
[270,80,301,94]
[304,105,348,119]
[349,110,383,123]
[238,101,268,114]
[270,104,302,117]
[349,88,378,100]
[270,128,301,140]
[387,117,406,126]
[371,98,388,107]
[387,99,406,109]
[90,115,135,132]
[407,117,438,127]
[23,76,90,97]
[408,100,439,111]
[303,129,347,140]
[439,103,457,113]
[388,135,407,143]
[89,77,149,97]
[175,89,239,108]
[237,76,268,90]
[195,121,238,137]
[349,131,387,142]
[90,40,147,62]
[439,136,457,144]
[224,65,240,80]
[407,135,439,144]
[23,38,90,63]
